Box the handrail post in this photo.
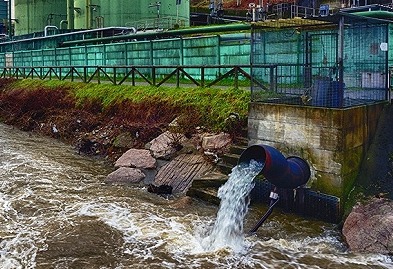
[97,67,101,84]
[152,66,156,86]
[83,66,87,83]
[132,67,135,86]
[113,67,117,85]
[234,66,239,89]
[201,66,205,88]
[269,65,276,92]
[176,67,180,88]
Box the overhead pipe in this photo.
[238,144,310,189]
[60,23,251,46]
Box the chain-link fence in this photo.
[251,15,389,108]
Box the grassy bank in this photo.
[0,78,252,159]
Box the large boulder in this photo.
[342,198,393,254]
[114,149,156,169]
[105,167,145,184]
[201,132,232,151]
[146,131,186,159]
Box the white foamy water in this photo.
[0,123,392,269]
[202,160,263,252]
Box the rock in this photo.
[112,132,135,148]
[114,148,156,169]
[105,167,145,184]
[201,132,232,151]
[147,131,186,159]
[147,184,173,195]
[342,197,393,254]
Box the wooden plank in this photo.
[154,154,213,193]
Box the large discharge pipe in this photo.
[238,144,311,189]
[239,145,311,234]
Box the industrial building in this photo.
[1,1,393,221]
[12,0,190,36]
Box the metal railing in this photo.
[1,63,388,107]
[0,64,277,90]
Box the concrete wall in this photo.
[248,102,386,201]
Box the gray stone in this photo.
[342,198,393,254]
[105,167,145,184]
[201,132,232,150]
[147,131,186,159]
[114,148,156,169]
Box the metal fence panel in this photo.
[251,18,389,108]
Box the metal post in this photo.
[338,16,344,107]
[269,66,275,92]
[113,67,117,85]
[8,0,12,38]
[201,66,205,87]
[83,66,87,82]
[176,68,180,88]
[305,32,312,88]
[234,66,239,89]
[152,67,156,86]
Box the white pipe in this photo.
[44,25,58,37]
[60,20,68,30]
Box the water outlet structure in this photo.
[238,144,311,233]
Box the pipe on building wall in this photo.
[238,145,311,189]
[67,0,74,29]
[60,20,68,30]
[61,23,251,46]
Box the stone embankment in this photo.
[104,121,232,197]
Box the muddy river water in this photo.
[0,123,391,269]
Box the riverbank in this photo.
[1,78,393,256]
[0,78,249,162]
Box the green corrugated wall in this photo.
[0,33,251,80]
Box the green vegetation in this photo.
[5,79,252,131]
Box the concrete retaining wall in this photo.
[248,102,386,201]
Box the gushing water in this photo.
[202,160,263,252]
[1,123,392,268]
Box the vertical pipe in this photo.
[8,0,11,38]
[385,24,389,100]
[67,0,74,29]
[305,32,312,88]
[338,16,344,107]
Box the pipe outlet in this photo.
[238,144,310,189]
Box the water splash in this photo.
[202,160,264,252]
